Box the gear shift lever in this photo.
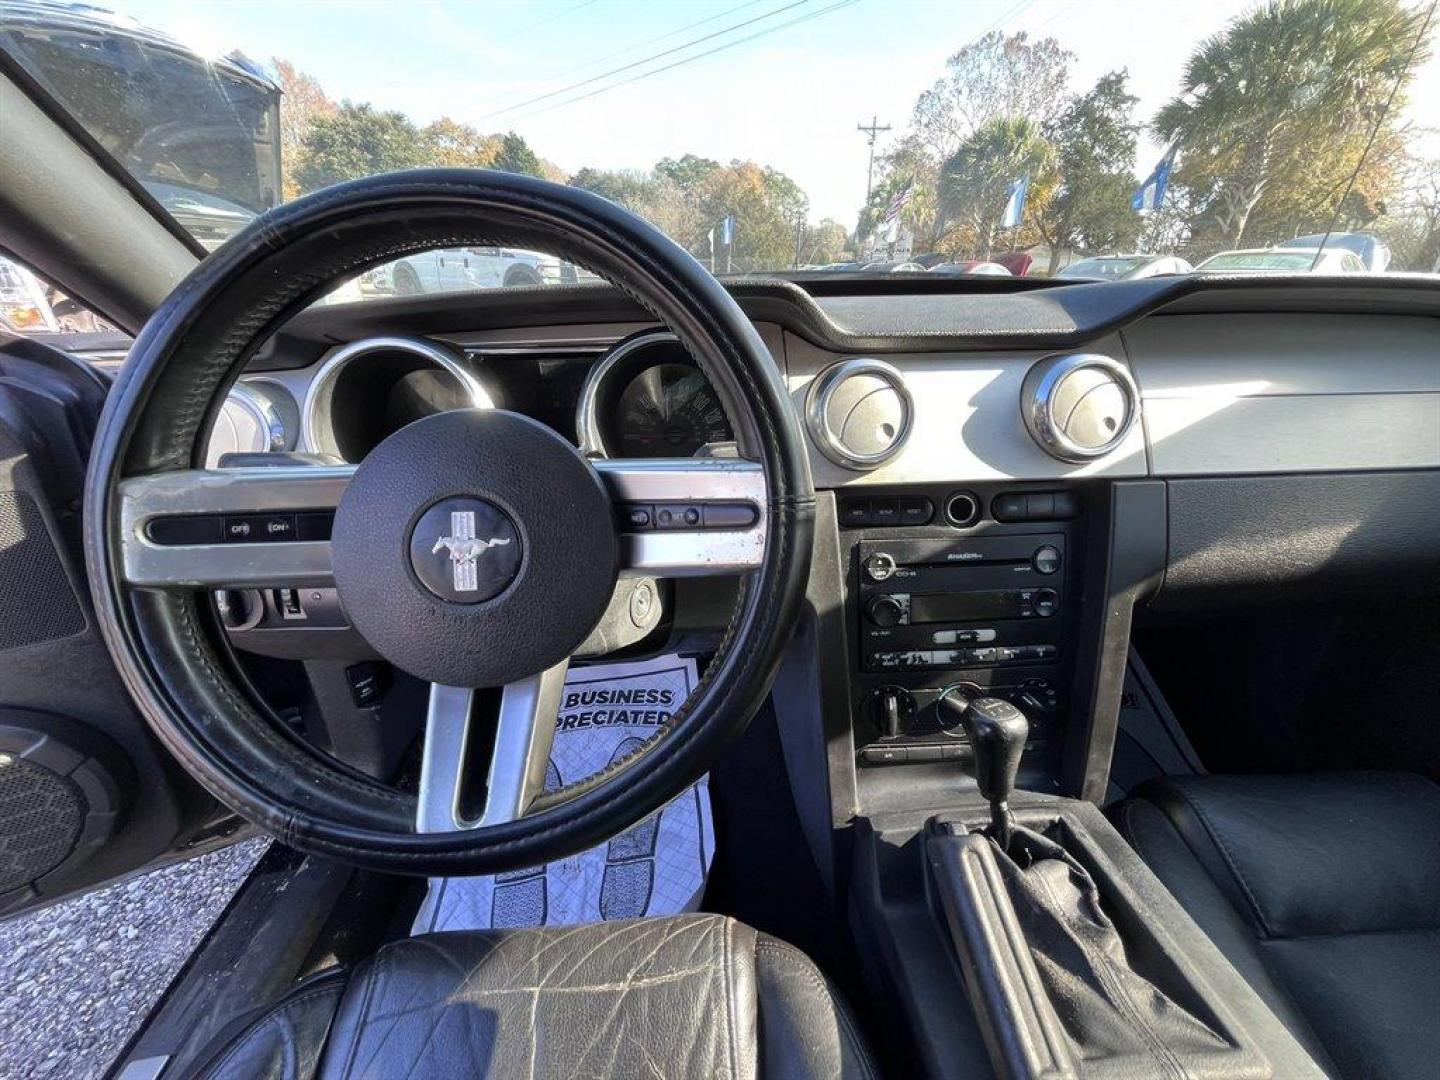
[937,692,1029,847]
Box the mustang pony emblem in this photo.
[431,511,512,592]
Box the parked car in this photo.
[1056,254,1192,280]
[0,253,58,332]
[930,260,1013,276]
[1192,247,1366,274]
[989,251,1034,276]
[1277,232,1391,271]
[361,247,577,294]
[859,259,928,273]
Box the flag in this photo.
[1001,175,1030,229]
[881,181,913,243]
[720,215,735,245]
[1132,146,1176,211]
[706,227,715,254]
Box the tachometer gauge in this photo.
[614,362,733,457]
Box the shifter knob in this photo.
[937,692,1029,844]
[961,697,1028,807]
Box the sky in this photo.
[116,0,1440,224]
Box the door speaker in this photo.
[0,490,85,652]
[0,711,126,908]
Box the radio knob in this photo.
[1032,544,1061,575]
[1034,588,1059,617]
[863,551,897,582]
[866,594,905,627]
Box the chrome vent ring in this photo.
[1021,353,1139,463]
[805,357,914,471]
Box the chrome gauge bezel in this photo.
[576,330,731,459]
[300,336,494,462]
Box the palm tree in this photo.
[1155,0,1431,247]
[939,117,1054,258]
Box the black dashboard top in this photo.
[254,273,1440,371]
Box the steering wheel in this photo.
[83,170,814,874]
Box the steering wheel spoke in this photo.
[116,465,354,589]
[595,457,766,577]
[415,660,569,833]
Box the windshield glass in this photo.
[2,0,1438,288]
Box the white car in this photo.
[1192,247,1366,274]
[1056,254,1192,280]
[362,247,575,295]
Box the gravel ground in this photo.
[0,838,270,1080]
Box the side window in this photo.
[0,252,128,357]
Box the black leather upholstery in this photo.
[1114,772,1440,1080]
[194,914,876,1080]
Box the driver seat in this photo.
[190,914,878,1079]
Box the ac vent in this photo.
[1021,353,1139,463]
[805,358,914,471]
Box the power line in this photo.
[479,0,773,113]
[505,0,860,125]
[491,0,601,44]
[477,0,816,123]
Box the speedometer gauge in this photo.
[614,363,733,457]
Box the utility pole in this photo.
[857,115,892,202]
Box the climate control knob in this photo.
[865,594,906,627]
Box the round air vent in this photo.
[805,358,914,470]
[1021,353,1139,463]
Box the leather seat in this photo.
[1114,772,1440,1080]
[191,913,878,1079]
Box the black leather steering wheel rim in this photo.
[84,169,814,875]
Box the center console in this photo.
[841,482,1085,770]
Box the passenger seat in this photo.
[1113,772,1440,1080]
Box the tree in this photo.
[693,162,799,271]
[803,218,850,265]
[271,59,337,200]
[655,154,720,195]
[491,132,545,177]
[1155,0,1432,248]
[293,103,429,193]
[422,117,500,168]
[939,117,1055,258]
[1035,71,1142,271]
[569,167,697,242]
[912,31,1072,161]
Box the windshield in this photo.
[2,0,1438,288]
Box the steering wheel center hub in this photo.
[330,408,618,687]
[409,496,522,603]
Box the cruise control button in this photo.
[258,514,297,541]
[623,505,653,529]
[703,503,758,529]
[146,515,223,545]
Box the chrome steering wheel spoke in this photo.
[116,465,353,589]
[594,457,766,577]
[415,660,569,833]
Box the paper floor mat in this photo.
[412,654,712,933]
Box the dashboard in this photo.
[210,328,737,466]
[203,274,1440,786]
